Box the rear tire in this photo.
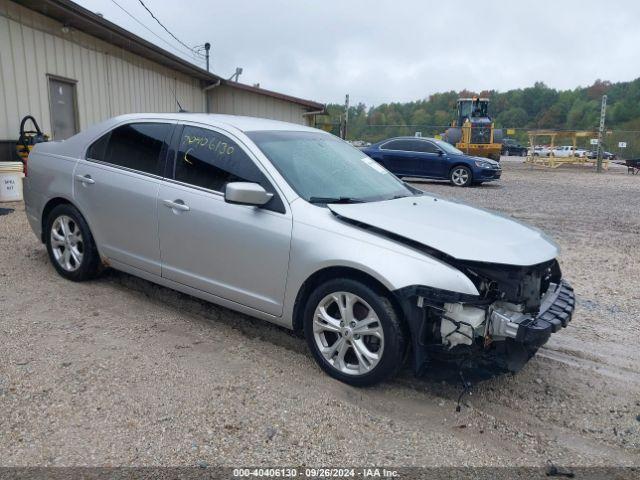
[450,165,473,187]
[45,204,101,281]
[303,278,406,387]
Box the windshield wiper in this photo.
[308,196,364,204]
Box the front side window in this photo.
[87,122,170,175]
[433,139,464,156]
[174,126,283,212]
[412,140,440,154]
[247,130,414,203]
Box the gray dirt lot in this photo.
[0,160,639,467]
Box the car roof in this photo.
[104,113,319,133]
[381,136,439,142]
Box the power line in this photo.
[136,0,201,57]
[109,0,202,63]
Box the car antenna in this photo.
[171,85,188,113]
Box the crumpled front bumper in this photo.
[512,280,575,345]
[393,280,575,376]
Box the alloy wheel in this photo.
[50,215,84,272]
[312,291,384,376]
[451,167,470,186]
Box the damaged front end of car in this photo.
[394,259,575,376]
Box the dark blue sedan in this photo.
[361,137,501,187]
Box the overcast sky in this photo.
[76,0,640,106]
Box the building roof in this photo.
[13,0,324,110]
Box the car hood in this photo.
[328,195,558,266]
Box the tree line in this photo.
[319,78,640,146]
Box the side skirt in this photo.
[107,258,293,329]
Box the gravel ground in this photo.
[0,159,638,467]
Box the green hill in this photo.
[322,79,640,149]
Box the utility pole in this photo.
[204,42,211,72]
[343,94,350,140]
[596,94,607,173]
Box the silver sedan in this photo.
[23,114,574,386]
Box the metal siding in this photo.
[0,0,206,140]
[0,0,311,142]
[207,85,308,125]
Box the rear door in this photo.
[157,124,292,316]
[74,121,174,275]
[378,139,420,176]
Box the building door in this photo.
[48,77,78,139]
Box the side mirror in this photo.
[437,149,445,156]
[224,182,273,207]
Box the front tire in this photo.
[450,165,473,187]
[45,204,101,281]
[303,279,406,387]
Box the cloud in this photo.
[78,0,640,105]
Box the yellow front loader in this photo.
[443,97,503,160]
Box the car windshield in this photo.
[247,130,414,203]
[432,139,464,155]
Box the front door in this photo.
[413,140,449,178]
[158,125,292,316]
[74,122,173,275]
[48,77,78,140]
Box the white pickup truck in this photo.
[551,146,587,158]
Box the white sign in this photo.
[414,132,422,137]
[590,138,599,145]
[618,141,627,148]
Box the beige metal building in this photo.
[0,0,324,160]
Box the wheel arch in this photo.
[41,197,74,243]
[41,198,101,262]
[449,162,474,180]
[449,162,473,173]
[291,266,402,333]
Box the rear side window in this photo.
[381,139,440,153]
[173,126,284,213]
[380,139,415,151]
[86,123,171,175]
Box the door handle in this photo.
[75,174,95,185]
[163,199,190,212]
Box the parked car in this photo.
[586,150,616,160]
[360,137,501,187]
[23,114,574,386]
[529,145,551,157]
[550,145,587,157]
[501,138,528,157]
[574,148,588,158]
